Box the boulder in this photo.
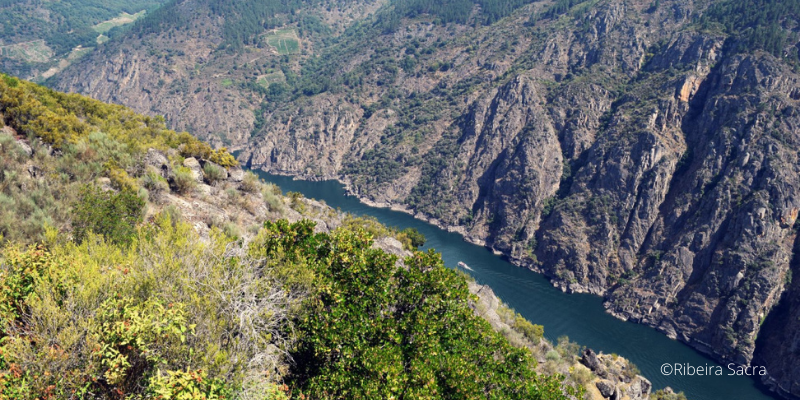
[183,157,204,182]
[228,167,245,182]
[581,349,605,376]
[27,164,43,179]
[144,148,170,178]
[595,379,616,399]
[623,376,652,400]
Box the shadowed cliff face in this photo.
[50,0,800,397]
[754,235,800,399]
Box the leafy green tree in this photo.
[252,220,583,400]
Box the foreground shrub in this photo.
[0,215,584,400]
[92,296,190,390]
[142,167,170,194]
[147,369,231,400]
[0,215,299,399]
[240,171,260,193]
[397,226,426,250]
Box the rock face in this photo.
[252,8,800,394]
[581,349,652,400]
[47,0,800,397]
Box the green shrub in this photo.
[0,245,63,397]
[172,166,197,194]
[148,369,232,400]
[142,168,169,193]
[557,336,583,359]
[108,166,138,192]
[0,244,61,332]
[251,220,584,400]
[340,214,391,238]
[162,204,183,225]
[240,171,260,193]
[514,315,545,344]
[262,184,284,213]
[222,221,242,240]
[203,162,226,184]
[91,296,190,390]
[397,227,426,250]
[571,364,595,387]
[72,185,145,245]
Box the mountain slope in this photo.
[48,0,800,398]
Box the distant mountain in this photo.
[49,0,800,398]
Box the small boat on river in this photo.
[458,261,474,271]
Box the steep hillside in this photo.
[49,0,800,398]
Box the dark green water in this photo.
[254,171,777,400]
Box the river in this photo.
[253,170,777,400]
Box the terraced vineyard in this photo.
[264,29,301,54]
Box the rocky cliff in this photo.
[49,0,800,397]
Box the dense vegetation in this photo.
[698,0,800,61]
[0,214,584,399]
[0,74,236,164]
[0,0,164,54]
[129,0,334,50]
[536,0,593,20]
[254,220,583,399]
